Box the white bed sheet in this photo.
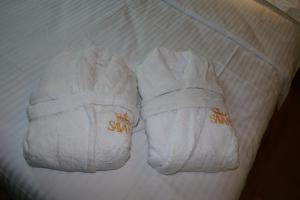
[0,0,299,200]
[163,0,300,105]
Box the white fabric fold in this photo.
[142,89,224,119]
[137,48,239,174]
[28,92,139,123]
[23,47,138,172]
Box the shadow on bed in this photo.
[240,70,300,200]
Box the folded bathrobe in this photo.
[137,48,238,174]
[23,47,138,172]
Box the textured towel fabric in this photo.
[23,47,138,172]
[1,0,298,199]
[137,48,238,174]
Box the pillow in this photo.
[261,0,300,23]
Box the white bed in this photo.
[0,0,299,200]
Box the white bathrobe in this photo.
[23,47,138,172]
[137,48,238,174]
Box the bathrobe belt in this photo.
[28,92,139,126]
[141,88,224,119]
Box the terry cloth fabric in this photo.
[137,48,239,175]
[23,47,138,172]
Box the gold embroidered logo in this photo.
[107,112,133,134]
[209,108,231,125]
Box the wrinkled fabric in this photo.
[137,48,238,174]
[23,47,138,172]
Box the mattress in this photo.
[0,0,299,200]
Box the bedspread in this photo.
[0,0,299,200]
